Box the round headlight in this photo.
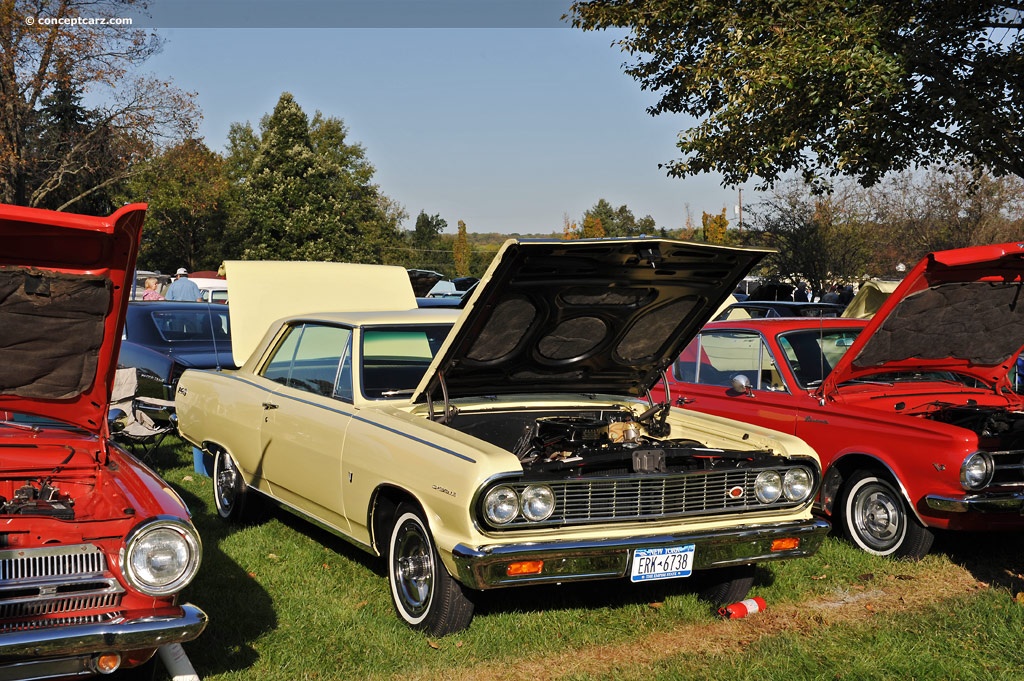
[754,471,783,504]
[960,452,994,491]
[122,518,202,597]
[520,485,555,522]
[783,468,813,502]
[484,485,520,525]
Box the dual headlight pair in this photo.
[122,517,203,597]
[484,484,554,525]
[753,468,814,504]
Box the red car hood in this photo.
[0,204,145,433]
[824,241,1024,392]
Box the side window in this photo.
[261,326,302,385]
[260,323,353,399]
[675,331,786,392]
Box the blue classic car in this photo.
[118,301,236,425]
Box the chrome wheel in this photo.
[391,514,434,620]
[213,450,246,521]
[387,503,475,635]
[841,470,933,559]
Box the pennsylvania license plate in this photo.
[630,545,695,582]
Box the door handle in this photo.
[262,402,279,410]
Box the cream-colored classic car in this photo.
[176,239,830,635]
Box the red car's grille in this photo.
[0,544,125,627]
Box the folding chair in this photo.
[110,368,175,461]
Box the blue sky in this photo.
[139,9,753,234]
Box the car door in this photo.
[257,322,355,532]
[671,330,800,434]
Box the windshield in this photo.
[361,324,451,399]
[778,328,862,388]
[0,411,88,433]
[150,309,231,342]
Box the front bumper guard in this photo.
[451,518,831,590]
[0,603,207,676]
[925,492,1024,514]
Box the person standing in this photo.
[142,277,164,300]
[165,268,202,302]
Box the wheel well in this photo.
[370,486,421,556]
[821,454,898,516]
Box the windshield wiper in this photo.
[0,420,42,433]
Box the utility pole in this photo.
[735,188,744,231]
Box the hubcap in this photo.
[216,455,238,512]
[393,522,433,616]
[854,485,901,549]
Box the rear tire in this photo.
[213,450,249,522]
[388,504,474,636]
[694,564,756,605]
[840,470,933,559]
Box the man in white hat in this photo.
[165,267,202,302]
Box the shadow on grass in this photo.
[171,484,277,678]
[932,530,1024,594]
[467,564,776,620]
[140,440,278,679]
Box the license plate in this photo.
[630,545,695,582]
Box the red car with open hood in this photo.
[652,241,1024,559]
[0,204,206,679]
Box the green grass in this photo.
[144,439,1024,681]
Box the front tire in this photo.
[694,564,756,606]
[388,504,474,636]
[213,450,249,522]
[840,470,934,559]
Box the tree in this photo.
[225,93,402,264]
[700,209,730,244]
[1,0,199,209]
[582,198,658,236]
[569,2,1024,190]
[119,138,229,274]
[563,213,607,239]
[746,181,881,292]
[453,220,471,277]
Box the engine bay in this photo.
[927,405,1024,451]
[451,405,781,477]
[0,479,75,520]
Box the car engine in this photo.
[0,478,75,519]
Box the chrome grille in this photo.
[0,544,124,624]
[486,466,810,529]
[0,611,120,634]
[990,449,1024,488]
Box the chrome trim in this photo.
[122,517,202,597]
[0,603,207,663]
[476,464,819,530]
[450,518,831,589]
[924,493,1024,513]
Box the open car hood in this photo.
[414,238,769,402]
[0,204,145,433]
[824,241,1024,391]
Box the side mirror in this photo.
[108,408,128,433]
[730,374,753,396]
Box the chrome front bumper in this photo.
[451,518,831,589]
[0,603,207,679]
[925,492,1024,514]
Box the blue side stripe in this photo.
[187,372,476,463]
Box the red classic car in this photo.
[651,241,1024,559]
[0,204,206,678]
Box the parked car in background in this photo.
[176,241,830,636]
[119,301,235,426]
[714,300,846,321]
[652,241,1024,559]
[0,203,206,679]
[841,279,900,319]
[188,277,228,304]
